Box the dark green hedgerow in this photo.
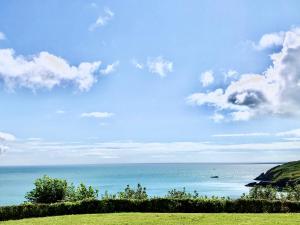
[0,199,300,221]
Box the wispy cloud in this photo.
[276,129,300,137]
[55,110,66,114]
[0,49,101,91]
[147,56,173,77]
[200,70,214,87]
[0,131,16,141]
[224,69,238,80]
[131,59,144,69]
[2,140,300,165]
[210,113,224,123]
[0,32,6,40]
[100,61,119,75]
[213,132,271,137]
[89,7,114,31]
[81,112,114,119]
[213,128,300,139]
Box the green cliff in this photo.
[246,160,300,188]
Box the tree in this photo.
[25,175,68,203]
[25,175,99,203]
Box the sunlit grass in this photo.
[1,213,300,225]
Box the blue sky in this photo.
[0,0,300,165]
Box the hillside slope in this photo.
[246,160,300,188]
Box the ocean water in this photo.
[0,163,278,206]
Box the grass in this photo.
[259,160,300,185]
[1,213,300,225]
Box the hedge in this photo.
[0,199,300,221]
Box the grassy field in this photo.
[1,213,300,225]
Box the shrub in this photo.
[25,175,68,204]
[1,199,300,221]
[241,185,277,200]
[117,184,148,200]
[165,188,199,199]
[67,183,99,202]
[25,176,99,204]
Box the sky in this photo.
[0,0,300,165]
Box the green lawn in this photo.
[1,213,300,225]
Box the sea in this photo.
[0,163,278,206]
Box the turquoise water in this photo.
[0,163,277,206]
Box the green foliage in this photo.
[117,184,148,200]
[242,184,300,201]
[25,176,98,204]
[256,160,300,187]
[283,185,300,201]
[66,183,98,202]
[242,185,277,200]
[0,199,300,221]
[165,188,199,199]
[25,175,68,204]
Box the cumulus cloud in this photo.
[187,27,300,121]
[254,31,285,50]
[89,7,114,31]
[0,32,5,40]
[147,56,173,77]
[81,112,114,119]
[0,49,101,91]
[0,131,16,141]
[200,70,214,87]
[100,61,119,75]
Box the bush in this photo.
[25,176,98,204]
[165,188,199,199]
[67,183,99,202]
[25,175,68,204]
[102,184,148,200]
[242,184,300,201]
[0,199,300,221]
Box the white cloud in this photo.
[200,70,214,87]
[147,56,173,77]
[0,131,16,141]
[90,2,98,8]
[187,27,300,121]
[100,61,119,75]
[210,113,224,122]
[131,59,144,69]
[224,69,238,80]
[254,31,285,50]
[276,129,300,137]
[89,7,114,31]
[81,112,114,119]
[213,132,270,137]
[0,49,101,91]
[55,110,66,114]
[2,140,300,165]
[0,32,6,40]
